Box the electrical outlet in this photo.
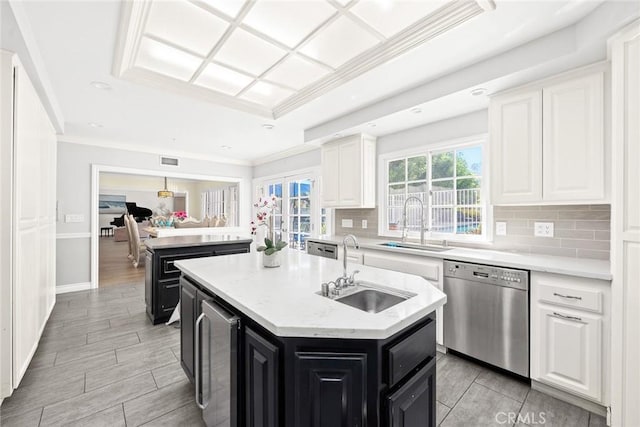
[362,220,368,229]
[495,222,507,236]
[534,222,554,237]
[341,219,353,228]
[64,214,84,223]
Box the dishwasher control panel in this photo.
[444,260,529,290]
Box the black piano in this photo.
[110,202,152,227]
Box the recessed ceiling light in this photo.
[470,87,488,96]
[90,81,111,90]
[334,133,342,139]
[88,122,103,128]
[220,145,231,150]
[410,107,422,114]
[262,124,274,130]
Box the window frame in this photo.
[377,134,491,242]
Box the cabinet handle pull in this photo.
[552,312,582,322]
[553,292,581,300]
[195,312,206,410]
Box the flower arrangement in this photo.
[173,211,187,221]
[251,195,287,263]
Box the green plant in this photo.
[257,237,287,255]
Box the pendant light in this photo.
[158,177,174,198]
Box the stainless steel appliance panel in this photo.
[307,241,338,259]
[197,300,240,427]
[443,261,529,377]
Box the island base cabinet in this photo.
[293,352,367,427]
[180,278,213,384]
[245,327,279,427]
[387,358,436,427]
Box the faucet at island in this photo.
[336,234,360,291]
[402,196,427,245]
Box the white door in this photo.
[534,306,602,401]
[490,90,543,204]
[12,60,57,386]
[543,73,605,202]
[610,19,640,427]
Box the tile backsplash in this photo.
[334,208,380,238]
[333,205,610,260]
[492,205,611,260]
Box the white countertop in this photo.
[175,251,446,340]
[308,236,612,281]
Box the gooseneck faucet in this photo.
[402,196,427,245]
[342,234,360,278]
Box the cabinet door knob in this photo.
[553,292,581,300]
[552,312,582,322]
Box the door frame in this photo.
[91,164,246,289]
[252,167,328,249]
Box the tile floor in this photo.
[0,283,607,426]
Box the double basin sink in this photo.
[320,281,417,314]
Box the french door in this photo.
[262,174,326,251]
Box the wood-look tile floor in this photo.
[99,237,145,288]
[0,283,607,427]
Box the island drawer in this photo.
[158,279,180,314]
[387,317,435,387]
[159,251,213,279]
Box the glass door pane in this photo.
[266,182,285,244]
[286,178,313,251]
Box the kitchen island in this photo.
[175,250,446,427]
[144,235,251,324]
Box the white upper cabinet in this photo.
[490,90,543,204]
[321,134,376,208]
[490,67,606,205]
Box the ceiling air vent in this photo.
[160,156,179,167]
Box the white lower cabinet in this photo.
[535,307,602,401]
[531,272,610,404]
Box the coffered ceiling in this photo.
[113,0,492,118]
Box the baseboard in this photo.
[531,380,607,416]
[56,282,91,294]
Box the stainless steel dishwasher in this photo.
[443,260,529,377]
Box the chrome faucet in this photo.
[341,234,360,284]
[402,196,427,245]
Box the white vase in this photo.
[262,251,281,268]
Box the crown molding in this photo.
[57,134,252,167]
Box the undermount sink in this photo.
[379,242,452,252]
[329,282,416,313]
[336,289,407,313]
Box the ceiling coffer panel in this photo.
[113,0,494,119]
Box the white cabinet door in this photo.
[543,73,605,202]
[490,90,543,204]
[321,144,340,207]
[338,138,361,206]
[534,306,602,401]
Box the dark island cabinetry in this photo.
[179,274,437,427]
[145,237,250,324]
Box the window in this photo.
[382,140,486,240]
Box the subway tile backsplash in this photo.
[333,205,610,260]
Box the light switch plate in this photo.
[64,214,84,223]
[495,222,507,236]
[362,220,368,229]
[341,219,353,228]
[534,222,554,237]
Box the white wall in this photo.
[253,148,321,178]
[56,141,253,288]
